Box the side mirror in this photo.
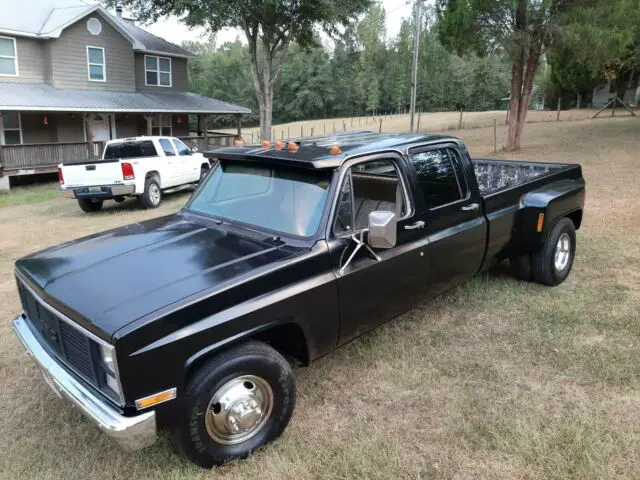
[367,211,397,249]
[191,147,198,153]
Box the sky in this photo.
[141,0,415,48]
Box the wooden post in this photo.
[235,114,242,140]
[250,132,254,144]
[343,122,346,132]
[200,114,209,147]
[592,97,616,118]
[379,118,383,133]
[333,122,335,133]
[351,117,353,127]
[0,113,4,174]
[281,129,284,139]
[323,123,326,135]
[301,125,303,137]
[616,95,636,116]
[311,127,315,136]
[612,97,617,117]
[458,108,463,129]
[493,119,497,153]
[143,114,153,136]
[557,97,561,121]
[287,125,290,138]
[416,110,421,132]
[84,113,95,158]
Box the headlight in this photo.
[100,344,122,399]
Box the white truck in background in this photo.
[59,136,211,212]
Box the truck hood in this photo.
[15,213,302,340]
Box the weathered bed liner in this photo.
[472,159,569,195]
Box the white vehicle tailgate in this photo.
[62,161,123,187]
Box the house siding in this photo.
[55,114,85,142]
[134,53,188,92]
[20,113,57,143]
[0,37,46,84]
[48,12,135,91]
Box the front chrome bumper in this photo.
[12,315,157,451]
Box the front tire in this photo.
[532,217,576,286]
[172,340,296,468]
[77,198,103,212]
[139,176,162,209]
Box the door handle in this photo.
[404,220,425,230]
[461,203,479,211]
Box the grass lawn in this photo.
[0,182,60,208]
[0,117,638,479]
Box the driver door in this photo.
[328,154,430,345]
[172,138,200,184]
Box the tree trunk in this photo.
[506,52,524,151]
[576,93,581,110]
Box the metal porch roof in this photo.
[0,84,250,114]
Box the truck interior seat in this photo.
[351,173,404,230]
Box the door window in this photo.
[172,138,192,156]
[410,148,465,209]
[334,159,408,235]
[158,139,176,156]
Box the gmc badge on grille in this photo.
[42,319,59,344]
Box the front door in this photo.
[329,154,431,345]
[407,144,487,296]
[87,114,115,143]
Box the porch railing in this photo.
[177,133,237,152]
[0,141,105,171]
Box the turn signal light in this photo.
[57,167,64,185]
[135,388,177,410]
[330,145,342,155]
[121,162,135,180]
[536,213,545,232]
[287,142,299,152]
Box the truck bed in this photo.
[472,159,570,196]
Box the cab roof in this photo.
[205,131,460,169]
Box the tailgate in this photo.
[62,160,123,187]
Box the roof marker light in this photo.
[287,142,299,152]
[330,145,342,155]
[234,139,243,147]
[261,140,270,149]
[274,141,284,150]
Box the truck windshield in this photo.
[186,161,332,237]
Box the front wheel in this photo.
[532,217,576,286]
[172,340,296,468]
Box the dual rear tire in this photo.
[510,217,576,286]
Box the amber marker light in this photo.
[234,139,243,147]
[537,213,545,232]
[261,140,270,149]
[287,142,299,152]
[330,145,342,155]
[135,388,177,410]
[274,141,284,150]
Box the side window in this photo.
[173,138,192,156]
[334,159,408,235]
[410,148,464,209]
[158,139,175,156]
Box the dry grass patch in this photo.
[0,117,639,479]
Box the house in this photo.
[0,0,250,189]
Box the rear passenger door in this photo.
[407,144,487,295]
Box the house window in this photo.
[87,46,105,82]
[151,114,172,136]
[0,36,18,76]
[145,55,171,87]
[1,112,22,145]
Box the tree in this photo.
[547,47,596,108]
[108,0,371,140]
[436,0,561,151]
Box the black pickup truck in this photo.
[11,132,585,467]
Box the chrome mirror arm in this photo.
[338,230,381,276]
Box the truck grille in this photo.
[16,277,99,386]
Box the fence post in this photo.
[493,119,497,153]
[343,122,346,132]
[333,122,336,133]
[323,123,326,135]
[311,127,315,137]
[379,118,383,133]
[251,132,254,144]
[287,126,290,138]
[281,129,284,139]
[557,97,561,121]
[458,108,464,129]
[417,110,421,132]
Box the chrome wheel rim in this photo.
[205,375,273,445]
[149,184,160,205]
[554,233,571,271]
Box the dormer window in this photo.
[145,55,171,87]
[87,46,106,82]
[0,36,18,76]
